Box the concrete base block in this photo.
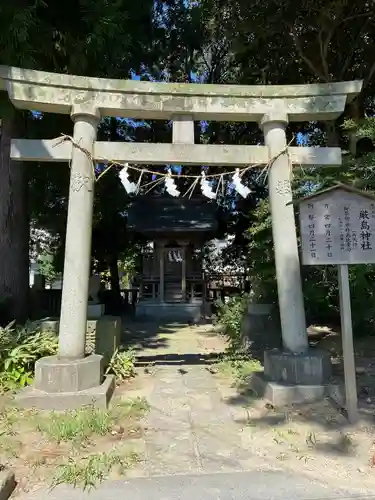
[34,354,103,393]
[251,372,336,406]
[87,303,105,319]
[35,316,121,367]
[264,348,331,386]
[85,316,121,366]
[15,374,115,411]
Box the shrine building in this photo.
[127,195,218,321]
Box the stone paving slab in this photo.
[18,470,356,500]
[120,324,266,478]
[132,364,264,477]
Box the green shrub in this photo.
[0,322,58,392]
[215,294,248,352]
[105,348,136,381]
[0,322,137,392]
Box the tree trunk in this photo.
[347,96,365,155]
[324,121,340,147]
[108,254,121,295]
[107,254,122,314]
[0,115,29,323]
[348,95,365,122]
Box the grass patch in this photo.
[112,397,150,419]
[51,450,140,490]
[36,407,113,444]
[0,396,148,491]
[216,355,262,383]
[36,397,149,445]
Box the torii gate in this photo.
[0,66,362,408]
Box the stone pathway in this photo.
[121,322,270,477]
[119,322,375,496]
[16,322,375,498]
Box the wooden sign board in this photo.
[299,187,375,265]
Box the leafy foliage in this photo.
[247,199,277,304]
[215,294,249,352]
[37,251,59,285]
[0,322,58,391]
[105,348,136,381]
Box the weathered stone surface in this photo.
[34,354,103,393]
[0,65,362,98]
[0,469,16,500]
[240,304,281,352]
[88,274,102,303]
[242,303,274,338]
[263,117,308,354]
[250,372,336,406]
[263,348,332,385]
[37,315,121,366]
[10,139,342,167]
[15,374,115,411]
[0,65,362,120]
[85,316,121,366]
[7,88,351,121]
[58,111,99,359]
[87,303,104,319]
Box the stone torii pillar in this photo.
[253,112,332,405]
[261,112,308,354]
[17,105,115,410]
[58,105,100,359]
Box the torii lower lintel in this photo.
[10,138,342,167]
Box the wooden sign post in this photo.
[295,183,375,424]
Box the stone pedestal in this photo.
[32,274,45,290]
[15,354,115,410]
[241,303,279,351]
[87,302,105,319]
[85,316,121,366]
[251,348,334,406]
[34,315,121,368]
[264,349,331,385]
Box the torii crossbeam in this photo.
[11,138,341,167]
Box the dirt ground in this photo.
[215,325,375,492]
[3,321,375,496]
[0,394,148,496]
[119,320,375,492]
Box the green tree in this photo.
[0,0,155,319]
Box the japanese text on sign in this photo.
[299,189,375,265]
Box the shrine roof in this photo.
[127,196,218,233]
[288,182,375,205]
